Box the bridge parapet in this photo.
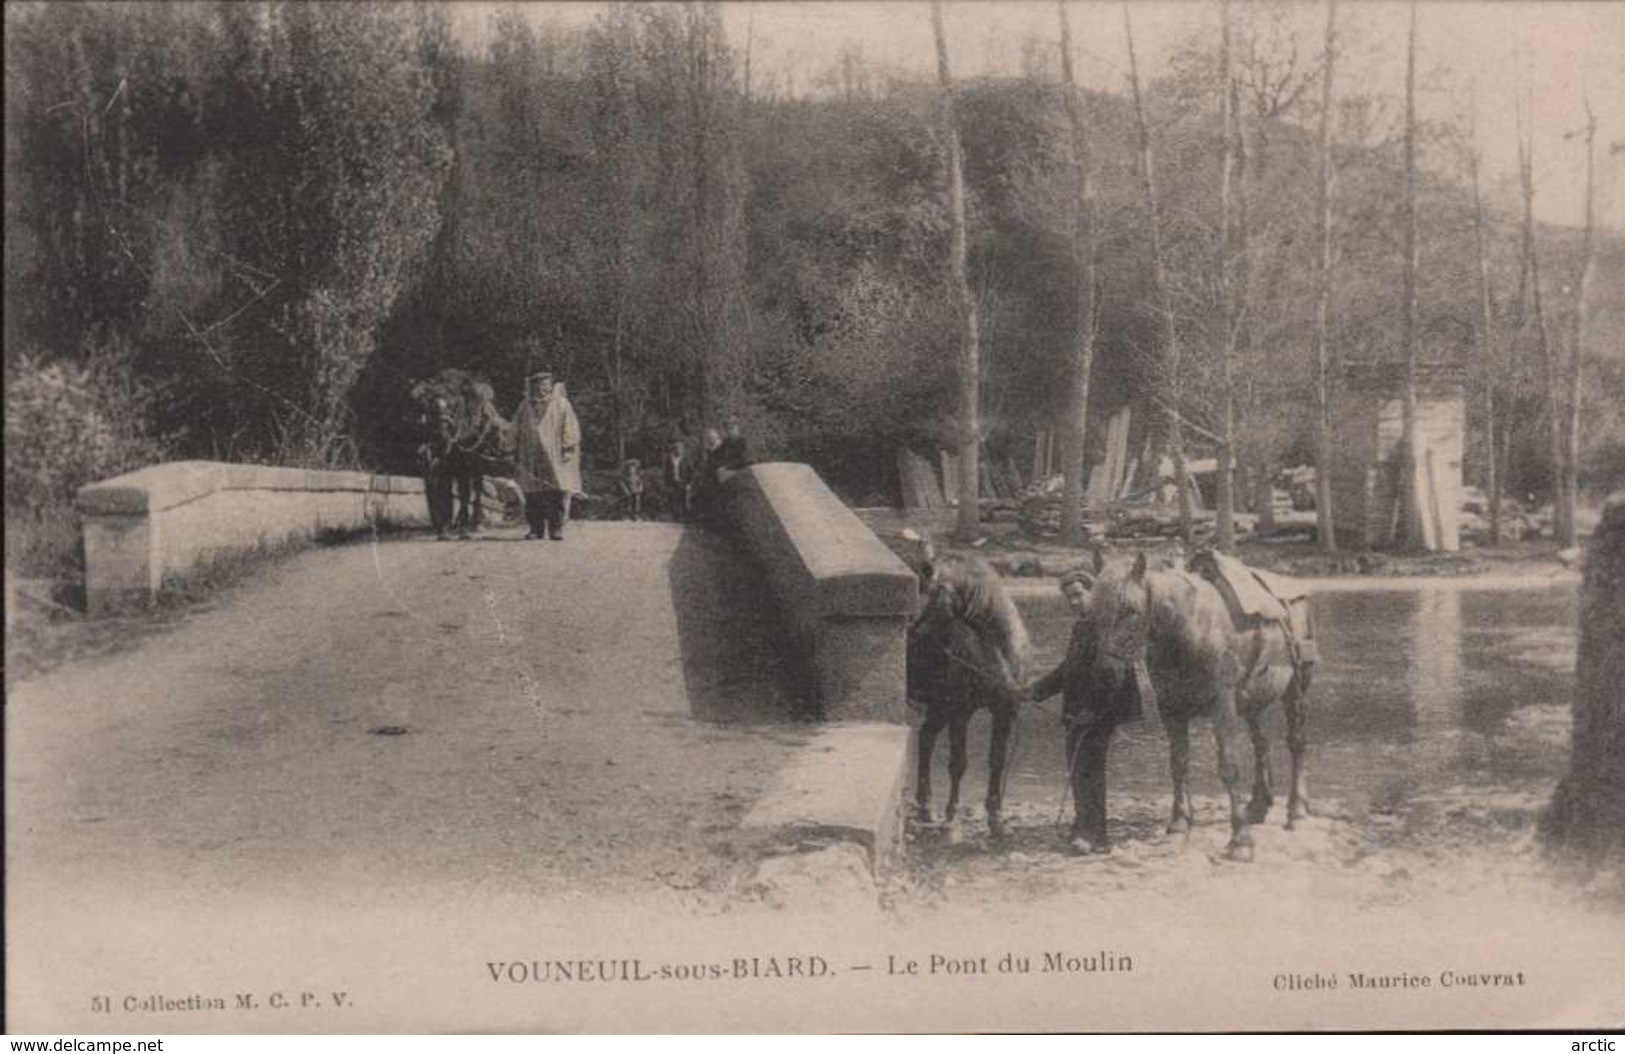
[77,460,427,614]
[724,463,918,722]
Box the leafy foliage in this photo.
[5,0,1620,536]
[5,341,166,575]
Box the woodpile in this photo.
[898,446,1025,512]
[897,448,945,510]
[1085,408,1134,505]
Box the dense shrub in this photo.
[4,344,168,577]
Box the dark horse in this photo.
[1085,548,1314,860]
[902,532,1032,838]
[447,380,511,536]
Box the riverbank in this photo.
[856,506,1585,585]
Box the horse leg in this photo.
[984,703,1013,839]
[944,714,970,823]
[1212,689,1254,860]
[914,708,947,823]
[454,473,473,535]
[1165,715,1195,835]
[1244,704,1275,825]
[1284,676,1313,827]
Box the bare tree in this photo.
[1397,0,1423,549]
[1562,98,1598,549]
[932,1,983,540]
[1311,0,1339,551]
[1515,93,1562,546]
[1124,3,1190,544]
[1057,1,1099,544]
[1213,0,1241,553]
[1467,88,1503,546]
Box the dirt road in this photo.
[6,523,813,904]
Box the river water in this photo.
[984,583,1579,824]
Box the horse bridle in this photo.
[910,583,1020,693]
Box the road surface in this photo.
[6,522,813,903]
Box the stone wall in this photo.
[77,461,428,614]
[723,463,918,722]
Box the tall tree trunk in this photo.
[1518,100,1563,544]
[1468,95,1502,546]
[1312,0,1339,551]
[932,1,983,541]
[1214,0,1239,553]
[1397,0,1422,550]
[1564,100,1596,550]
[1543,491,1625,864]
[686,10,715,419]
[1057,2,1098,544]
[1124,4,1189,544]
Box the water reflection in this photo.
[1008,583,1576,808]
[1407,588,1463,737]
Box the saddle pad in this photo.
[1190,549,1288,623]
[1251,566,1310,604]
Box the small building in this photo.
[1327,361,1467,552]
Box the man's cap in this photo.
[1058,566,1095,591]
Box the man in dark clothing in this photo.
[416,390,457,540]
[715,417,750,477]
[1030,567,1140,854]
[662,439,692,521]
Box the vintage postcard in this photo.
[6,0,1623,1034]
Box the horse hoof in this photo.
[1224,839,1255,863]
[986,820,1007,842]
[1245,801,1272,825]
[1166,818,1191,837]
[1067,836,1109,856]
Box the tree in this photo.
[1562,99,1597,548]
[1213,0,1240,553]
[206,2,452,464]
[1544,491,1625,865]
[1466,88,1503,545]
[1056,2,1099,544]
[1311,0,1339,551]
[1514,94,1562,540]
[931,1,984,540]
[1124,3,1190,544]
[1396,0,1423,549]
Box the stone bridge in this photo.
[8,462,920,1015]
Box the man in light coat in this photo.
[513,371,582,540]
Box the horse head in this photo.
[898,529,1031,686]
[1088,547,1152,686]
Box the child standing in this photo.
[617,458,645,521]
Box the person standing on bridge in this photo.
[662,437,692,521]
[715,417,751,480]
[413,384,457,541]
[513,371,582,541]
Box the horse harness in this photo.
[1185,550,1317,695]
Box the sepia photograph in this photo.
[5,0,1624,1035]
